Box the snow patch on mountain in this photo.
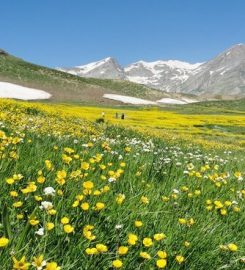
[103,94,157,105]
[157,98,187,104]
[103,94,198,105]
[0,82,51,100]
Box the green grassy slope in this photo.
[164,99,245,115]
[0,52,166,104]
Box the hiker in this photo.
[101,112,105,118]
[121,113,125,120]
[115,112,118,119]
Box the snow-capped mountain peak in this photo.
[76,57,113,69]
[57,44,245,98]
[126,59,202,70]
[125,59,203,92]
[58,57,126,80]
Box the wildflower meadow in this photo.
[0,99,244,270]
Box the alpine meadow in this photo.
[0,1,245,270]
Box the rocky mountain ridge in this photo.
[58,44,245,99]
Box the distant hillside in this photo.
[0,52,167,104]
[166,98,245,115]
[58,44,245,99]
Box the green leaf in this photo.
[2,204,11,238]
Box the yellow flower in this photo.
[118,246,128,255]
[157,250,167,259]
[29,219,39,226]
[17,214,24,220]
[81,162,90,170]
[224,201,232,206]
[0,237,9,247]
[57,190,63,196]
[219,244,228,251]
[6,178,15,184]
[112,259,123,268]
[95,202,105,211]
[85,247,98,255]
[99,164,106,170]
[10,191,18,197]
[56,178,65,185]
[178,218,186,225]
[37,176,46,184]
[13,256,30,270]
[143,237,153,247]
[46,222,55,231]
[194,190,201,196]
[136,171,141,176]
[140,196,149,204]
[175,255,185,264]
[93,190,101,196]
[102,185,110,192]
[234,171,241,178]
[214,200,223,209]
[48,209,57,215]
[62,154,72,164]
[96,244,108,253]
[32,255,46,269]
[128,233,138,245]
[61,217,70,224]
[233,206,240,212]
[134,220,143,228]
[72,200,79,207]
[81,202,90,211]
[154,233,166,241]
[83,225,96,240]
[13,201,23,208]
[45,160,53,171]
[220,208,227,216]
[83,181,94,190]
[140,251,151,259]
[116,194,125,205]
[35,196,42,202]
[45,262,61,270]
[56,170,67,179]
[156,259,167,268]
[206,199,212,205]
[76,195,84,201]
[227,243,238,252]
[181,186,189,192]
[162,196,169,202]
[184,241,191,247]
[63,224,74,234]
[188,218,195,226]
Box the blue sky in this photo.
[1,0,244,67]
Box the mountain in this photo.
[178,44,245,98]
[57,57,126,80]
[125,60,202,92]
[0,52,169,104]
[57,44,245,99]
